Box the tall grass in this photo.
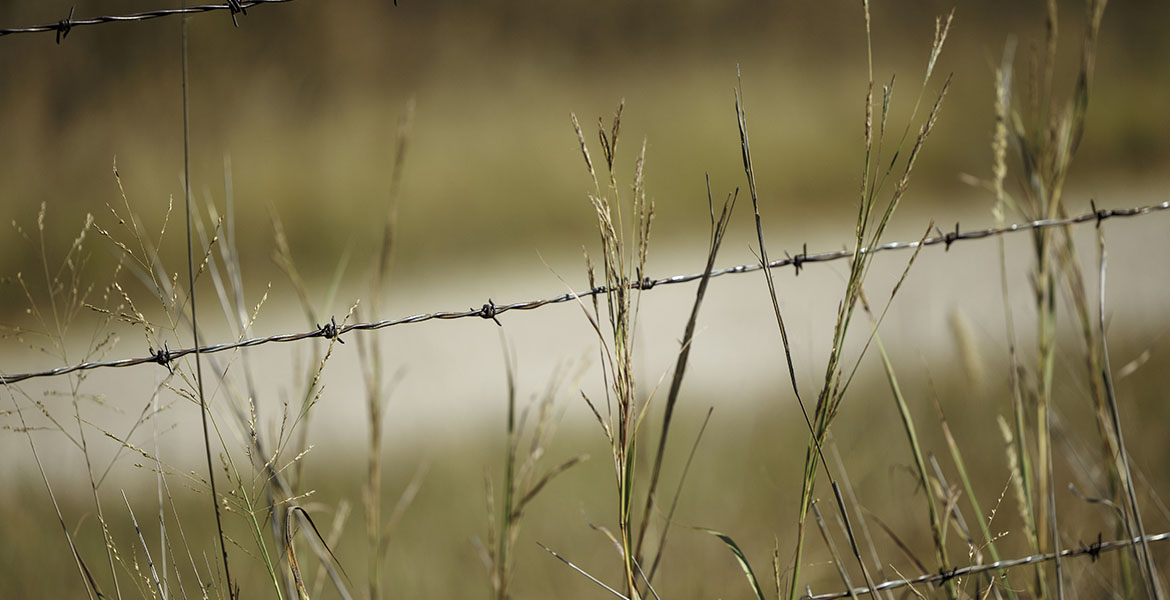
[480,344,585,600]
[560,99,741,600]
[4,2,1168,600]
[569,102,654,598]
[750,5,954,599]
[354,98,416,600]
[984,1,1161,597]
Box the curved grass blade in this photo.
[285,506,352,600]
[698,527,767,600]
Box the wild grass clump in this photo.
[479,347,585,600]
[4,2,1168,600]
[971,1,1161,597]
[548,98,740,600]
[568,101,655,598]
[733,5,956,599]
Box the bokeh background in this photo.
[1,1,1169,598]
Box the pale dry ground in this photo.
[2,184,1167,494]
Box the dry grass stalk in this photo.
[778,6,953,599]
[569,101,654,599]
[978,2,1159,597]
[355,99,416,600]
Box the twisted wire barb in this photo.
[1,201,1166,385]
[0,1,293,40]
[802,531,1170,600]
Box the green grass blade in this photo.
[698,527,767,600]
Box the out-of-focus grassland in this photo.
[1,1,1168,297]
[2,2,1170,599]
[4,358,1170,598]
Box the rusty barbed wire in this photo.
[0,200,1167,385]
[0,1,294,41]
[801,530,1170,600]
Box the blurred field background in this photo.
[1,1,1170,599]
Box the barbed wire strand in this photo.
[802,531,1170,600]
[6,6,1164,596]
[0,1,294,41]
[1,200,1167,385]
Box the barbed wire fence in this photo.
[3,3,1169,596]
[0,1,298,42]
[802,531,1170,600]
[1,200,1166,385]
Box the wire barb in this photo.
[149,341,174,374]
[225,0,248,28]
[934,566,960,586]
[787,242,809,275]
[56,6,75,44]
[1082,532,1104,562]
[316,316,344,343]
[477,299,502,326]
[0,200,1167,386]
[943,222,960,250]
[1091,199,1111,228]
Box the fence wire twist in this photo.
[0,1,294,42]
[1,200,1166,385]
[803,531,1170,600]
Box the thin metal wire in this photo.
[1,200,1166,385]
[0,1,293,40]
[802,531,1170,600]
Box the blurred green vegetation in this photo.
[2,1,1169,314]
[4,339,1169,598]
